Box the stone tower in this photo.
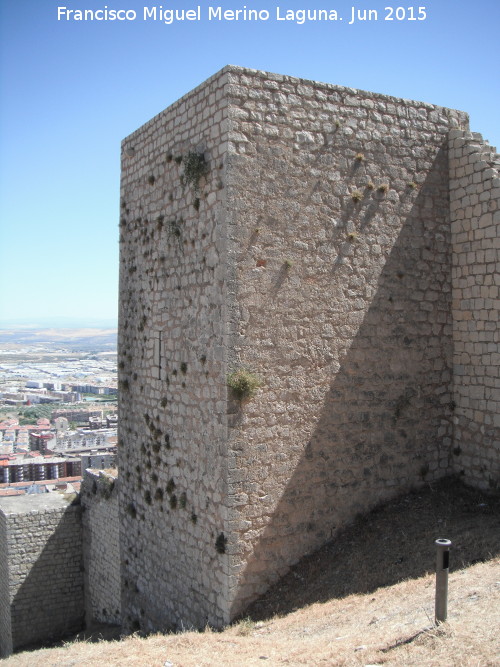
[118,66,477,631]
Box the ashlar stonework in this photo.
[450,130,500,489]
[118,66,499,633]
[0,494,83,657]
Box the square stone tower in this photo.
[118,66,469,631]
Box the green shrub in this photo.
[227,369,261,401]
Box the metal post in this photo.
[435,538,451,624]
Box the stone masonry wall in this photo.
[119,66,472,628]
[0,494,84,654]
[81,469,121,626]
[223,67,469,616]
[118,68,231,631]
[450,130,500,491]
[0,509,12,658]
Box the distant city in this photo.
[0,327,118,494]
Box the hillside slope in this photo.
[5,478,500,666]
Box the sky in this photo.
[0,0,499,328]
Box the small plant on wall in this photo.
[227,368,262,401]
[182,151,209,193]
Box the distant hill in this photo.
[0,317,117,330]
[0,328,117,353]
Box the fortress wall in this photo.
[1,71,497,653]
[118,68,231,631]
[450,130,500,491]
[222,67,468,615]
[0,509,12,658]
[118,66,475,628]
[0,494,83,654]
[81,469,121,626]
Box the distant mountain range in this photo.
[0,317,117,329]
[0,328,117,353]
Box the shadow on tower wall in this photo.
[8,502,84,653]
[244,477,500,620]
[230,147,458,617]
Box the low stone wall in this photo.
[0,509,12,658]
[0,493,84,655]
[450,130,500,491]
[81,469,121,626]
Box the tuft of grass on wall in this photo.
[351,190,363,202]
[227,369,261,401]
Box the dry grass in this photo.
[246,477,500,619]
[5,479,500,666]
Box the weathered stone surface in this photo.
[450,130,500,491]
[0,494,83,656]
[81,470,120,627]
[119,67,230,632]
[0,509,11,657]
[118,65,498,633]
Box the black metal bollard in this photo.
[435,538,451,624]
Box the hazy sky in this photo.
[1,0,499,327]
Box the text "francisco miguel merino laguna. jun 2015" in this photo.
[56,5,428,26]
